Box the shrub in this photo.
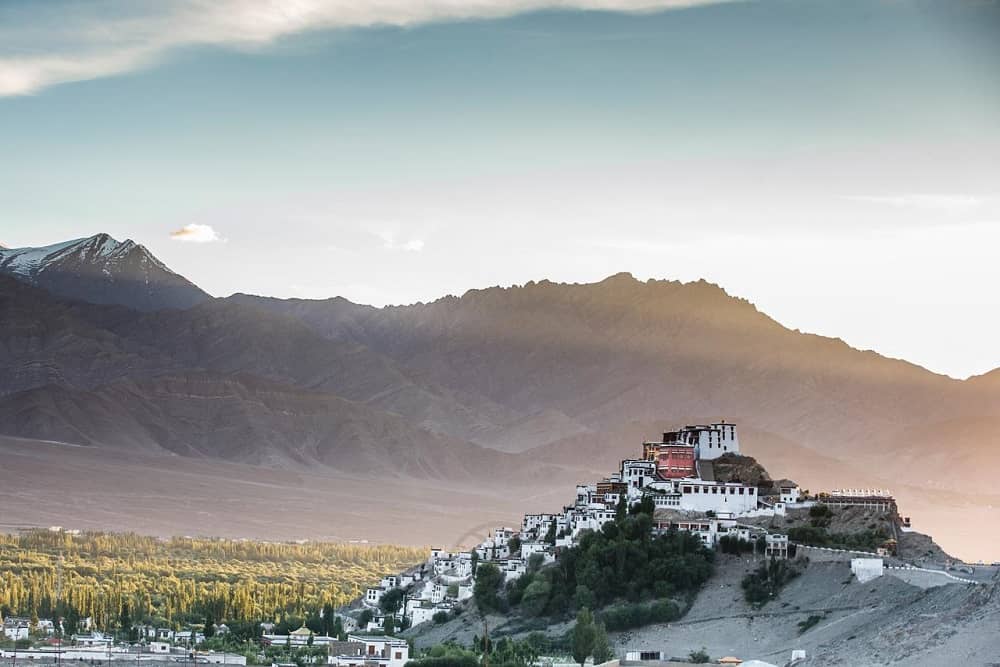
[718,535,755,555]
[809,504,832,518]
[405,657,479,667]
[797,614,822,634]
[432,611,450,624]
[599,600,680,631]
[689,648,710,663]
[741,559,800,607]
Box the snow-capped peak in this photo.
[0,237,89,278]
[0,232,209,311]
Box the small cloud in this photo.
[842,194,983,212]
[377,231,424,252]
[170,223,222,243]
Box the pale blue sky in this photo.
[1,0,999,378]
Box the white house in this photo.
[621,459,658,499]
[765,533,790,559]
[74,631,114,648]
[262,626,337,647]
[2,618,33,641]
[675,478,758,514]
[198,653,247,665]
[851,558,884,583]
[329,635,409,667]
[667,422,740,461]
[776,480,801,504]
[149,642,171,654]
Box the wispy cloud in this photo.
[377,230,424,252]
[170,223,223,243]
[0,0,732,96]
[842,194,984,212]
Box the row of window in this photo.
[681,485,754,495]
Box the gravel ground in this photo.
[615,556,1000,666]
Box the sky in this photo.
[1,0,999,379]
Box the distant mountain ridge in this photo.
[0,233,209,311]
[1,233,999,558]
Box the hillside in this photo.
[0,372,553,484]
[234,275,1000,493]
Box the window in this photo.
[395,653,402,660]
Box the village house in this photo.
[74,630,115,648]
[765,533,790,559]
[328,635,409,667]
[262,625,338,647]
[2,618,31,641]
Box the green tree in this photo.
[321,603,336,636]
[508,536,521,557]
[520,579,551,617]
[473,564,504,614]
[380,589,404,615]
[383,615,395,636]
[119,603,131,633]
[204,613,216,639]
[591,622,612,665]
[571,608,596,667]
[358,610,373,628]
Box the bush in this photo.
[809,504,832,518]
[689,648,710,664]
[599,599,681,631]
[718,535,755,555]
[405,657,479,667]
[797,614,822,634]
[432,611,450,624]
[787,526,887,551]
[741,559,800,607]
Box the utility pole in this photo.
[56,551,64,667]
[481,617,489,667]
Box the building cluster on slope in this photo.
[355,422,904,633]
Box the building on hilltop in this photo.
[648,422,740,461]
[822,489,897,514]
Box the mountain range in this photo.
[0,233,997,559]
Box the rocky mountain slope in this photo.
[0,234,209,311]
[0,372,544,483]
[232,275,1000,492]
